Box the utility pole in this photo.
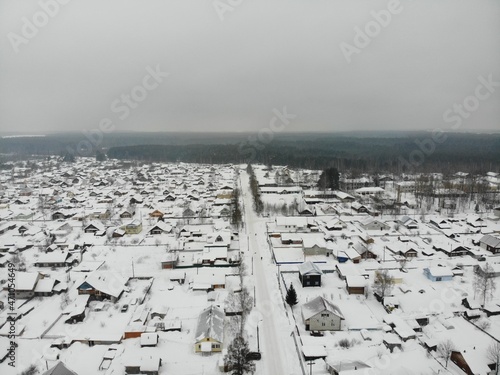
[309,360,315,375]
[257,324,260,352]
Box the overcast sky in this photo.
[0,0,499,134]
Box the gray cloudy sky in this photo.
[0,0,499,134]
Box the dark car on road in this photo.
[246,352,262,361]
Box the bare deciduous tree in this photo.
[488,341,500,375]
[473,264,497,305]
[372,270,395,301]
[438,339,455,368]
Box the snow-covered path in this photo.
[239,168,301,375]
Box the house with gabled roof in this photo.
[9,272,41,299]
[466,215,487,228]
[301,296,344,331]
[359,217,390,231]
[76,271,126,302]
[42,361,79,375]
[120,208,135,219]
[352,242,377,260]
[121,220,143,235]
[429,218,451,230]
[149,221,172,235]
[398,215,418,229]
[324,218,347,231]
[479,234,500,254]
[433,243,469,257]
[194,305,224,353]
[325,359,375,375]
[298,261,322,287]
[84,221,106,235]
[149,209,164,218]
[34,250,72,267]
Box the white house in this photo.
[301,296,344,331]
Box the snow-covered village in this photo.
[0,157,500,375]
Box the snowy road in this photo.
[239,169,301,375]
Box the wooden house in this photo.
[298,262,322,287]
[345,275,366,295]
[149,210,164,219]
[149,221,172,235]
[84,222,105,235]
[34,251,72,267]
[76,272,125,302]
[479,234,500,254]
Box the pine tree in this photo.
[317,167,340,190]
[286,283,298,308]
[96,150,107,162]
[226,336,256,375]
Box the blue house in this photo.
[424,267,453,282]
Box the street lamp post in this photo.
[257,319,262,353]
[257,324,260,352]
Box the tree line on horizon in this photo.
[1,132,499,175]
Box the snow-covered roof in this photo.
[325,359,373,374]
[424,267,453,278]
[35,251,70,264]
[456,348,492,374]
[15,272,40,291]
[302,296,344,320]
[34,278,56,293]
[298,261,322,276]
[140,355,161,371]
[195,305,224,343]
[42,362,78,375]
[77,271,126,298]
[480,234,500,248]
[84,221,105,231]
[140,333,158,346]
[150,221,172,233]
[346,275,366,288]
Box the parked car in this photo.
[121,304,129,312]
[246,352,261,361]
[310,330,324,337]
